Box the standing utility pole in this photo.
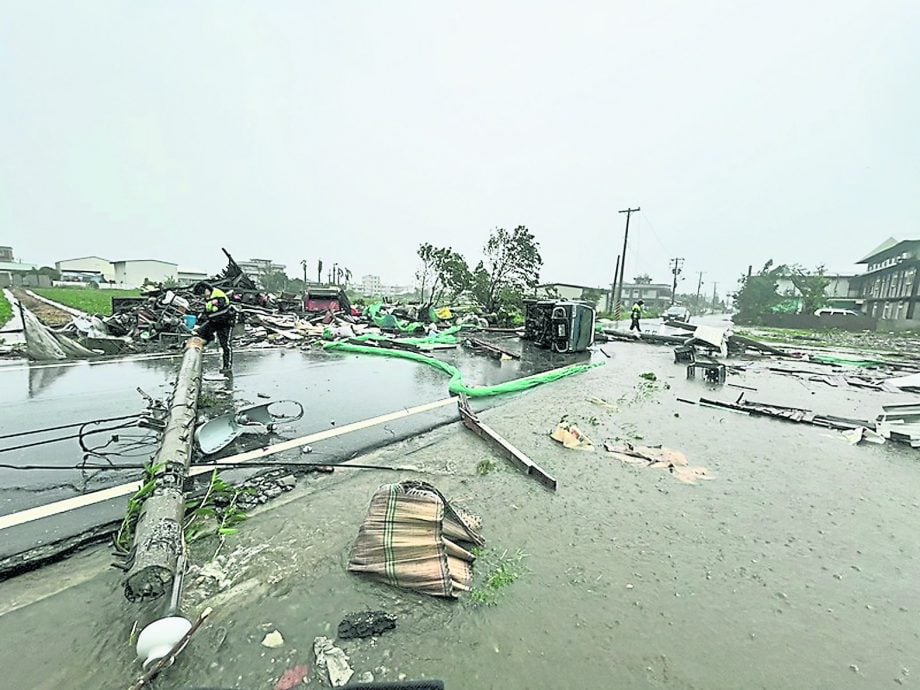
[711,282,719,310]
[669,257,684,305]
[608,254,621,314]
[614,207,640,318]
[694,272,705,314]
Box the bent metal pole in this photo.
[124,336,205,602]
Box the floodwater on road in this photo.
[1,337,918,689]
[0,343,586,558]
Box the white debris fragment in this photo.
[261,630,284,648]
[314,636,354,687]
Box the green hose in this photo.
[324,340,601,397]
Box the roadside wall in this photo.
[876,318,920,332]
[744,313,878,331]
[51,280,137,290]
[9,274,52,288]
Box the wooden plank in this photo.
[457,396,557,491]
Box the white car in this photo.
[814,308,859,317]
[663,305,691,322]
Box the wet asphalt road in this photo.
[4,328,919,689]
[0,342,588,559]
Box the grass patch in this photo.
[470,547,527,606]
[31,287,142,315]
[0,291,11,329]
[476,458,497,476]
[113,462,162,554]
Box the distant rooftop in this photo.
[0,260,37,272]
[540,281,671,290]
[56,255,111,263]
[112,259,179,266]
[856,237,919,264]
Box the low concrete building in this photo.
[58,269,105,284]
[854,237,920,323]
[112,259,178,288]
[618,283,672,309]
[55,256,116,282]
[538,282,672,311]
[237,258,286,284]
[380,284,415,297]
[177,269,209,287]
[0,256,40,288]
[774,274,861,312]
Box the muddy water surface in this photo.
[1,341,918,689]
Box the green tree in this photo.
[786,264,830,315]
[732,260,787,322]
[260,269,289,293]
[415,243,471,308]
[580,287,606,309]
[471,226,542,313]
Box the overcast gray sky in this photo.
[2,1,918,298]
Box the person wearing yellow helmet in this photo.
[192,282,236,372]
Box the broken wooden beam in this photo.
[463,336,521,360]
[457,395,557,491]
[123,336,205,602]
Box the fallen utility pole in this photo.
[124,336,205,602]
[457,395,557,491]
[0,397,457,533]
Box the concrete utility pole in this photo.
[614,207,640,318]
[608,254,621,313]
[124,336,205,602]
[694,271,705,314]
[669,257,684,305]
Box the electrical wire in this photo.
[0,414,141,440]
[0,460,425,473]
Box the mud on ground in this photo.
[12,289,73,327]
[1,342,919,689]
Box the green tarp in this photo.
[324,338,600,397]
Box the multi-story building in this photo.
[854,237,920,322]
[0,246,13,262]
[236,258,286,284]
[361,274,382,296]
